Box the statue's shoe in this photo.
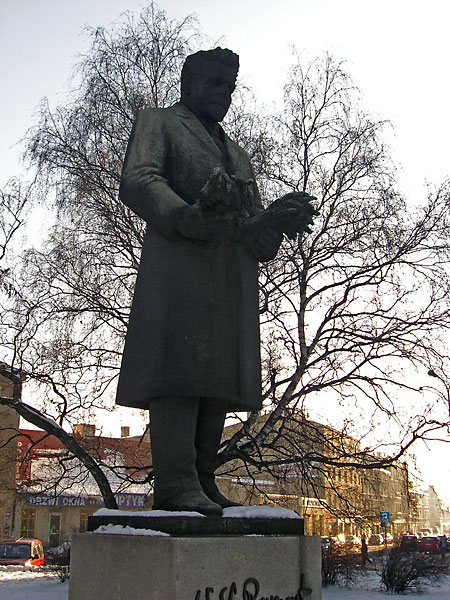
[153,489,223,517]
[201,482,242,508]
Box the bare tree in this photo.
[3,3,198,411]
[0,3,194,505]
[217,56,450,486]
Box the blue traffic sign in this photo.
[380,511,390,525]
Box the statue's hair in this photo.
[181,48,239,97]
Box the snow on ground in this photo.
[322,572,450,599]
[0,566,68,600]
[2,565,450,599]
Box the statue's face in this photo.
[187,64,237,123]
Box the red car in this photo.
[0,538,45,567]
[418,536,439,553]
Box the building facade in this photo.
[0,372,20,540]
[6,423,151,548]
[218,416,414,539]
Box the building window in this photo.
[79,511,89,533]
[20,508,36,538]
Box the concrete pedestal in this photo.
[69,533,321,600]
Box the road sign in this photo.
[380,511,390,525]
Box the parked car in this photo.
[368,534,383,545]
[400,534,419,551]
[420,529,433,538]
[321,536,333,551]
[0,538,44,567]
[344,535,361,549]
[45,540,71,566]
[382,533,393,544]
[418,536,439,553]
[331,536,341,547]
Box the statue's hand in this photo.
[174,204,235,241]
[268,192,318,238]
[243,227,283,262]
[240,192,318,240]
[242,207,298,233]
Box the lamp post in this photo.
[427,369,450,421]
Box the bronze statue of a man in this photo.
[116,48,316,516]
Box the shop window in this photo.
[20,508,36,538]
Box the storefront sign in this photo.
[25,493,146,508]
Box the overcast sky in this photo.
[2,0,450,500]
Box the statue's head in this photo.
[181,48,239,123]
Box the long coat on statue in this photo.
[115,102,267,412]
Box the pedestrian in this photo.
[361,537,372,566]
[438,536,446,562]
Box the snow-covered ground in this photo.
[322,572,450,599]
[2,567,450,599]
[0,566,69,600]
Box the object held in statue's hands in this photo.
[197,168,255,217]
[197,170,318,240]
